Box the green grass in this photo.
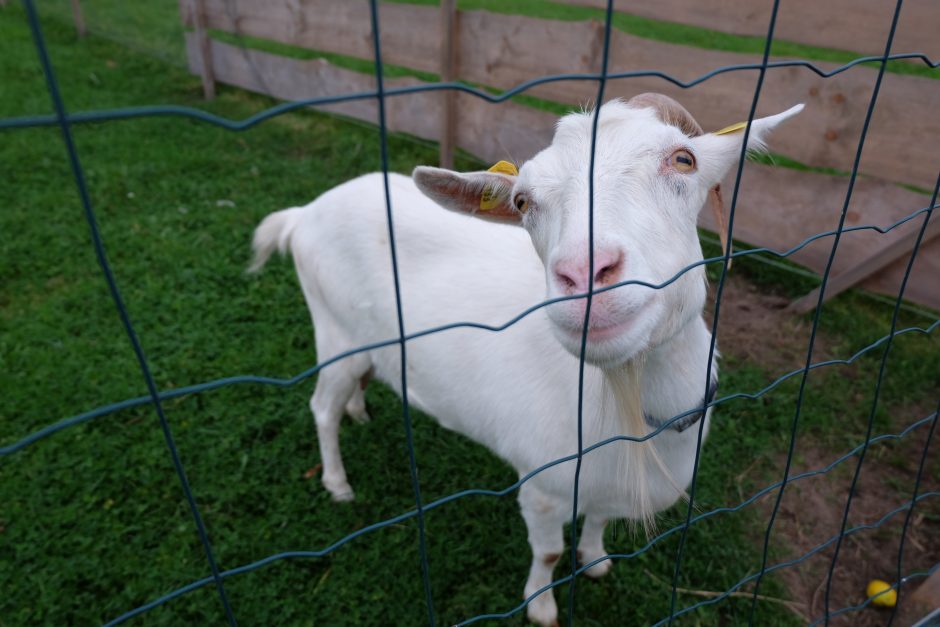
[38,0,188,67]
[1,5,938,627]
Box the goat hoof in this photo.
[577,549,612,579]
[524,590,558,627]
[323,479,355,502]
[330,489,355,503]
[348,409,371,425]
[582,558,612,579]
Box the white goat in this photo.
[250,94,802,626]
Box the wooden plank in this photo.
[438,0,458,169]
[189,35,939,311]
[454,10,940,191]
[186,1,940,190]
[698,165,940,311]
[184,34,556,164]
[788,214,940,313]
[185,0,441,74]
[563,0,938,59]
[855,232,940,312]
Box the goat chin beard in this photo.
[604,357,689,538]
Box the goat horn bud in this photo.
[626,93,703,138]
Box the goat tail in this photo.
[248,207,304,273]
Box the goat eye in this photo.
[669,149,696,173]
[514,193,529,213]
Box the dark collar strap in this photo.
[645,377,718,433]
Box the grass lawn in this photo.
[1,3,937,626]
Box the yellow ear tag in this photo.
[480,160,518,211]
[713,121,748,135]
[487,160,519,176]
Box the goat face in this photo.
[415,97,802,369]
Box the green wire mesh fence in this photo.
[2,0,938,624]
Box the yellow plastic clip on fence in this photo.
[480,161,518,211]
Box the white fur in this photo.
[251,98,802,625]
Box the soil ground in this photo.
[709,276,938,626]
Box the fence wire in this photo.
[2,0,939,624]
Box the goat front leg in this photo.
[519,483,566,627]
[577,515,611,579]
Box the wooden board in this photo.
[698,166,939,311]
[185,35,939,311]
[180,0,441,74]
[788,217,940,312]
[562,0,939,60]
[184,34,557,165]
[182,0,940,190]
[456,9,940,191]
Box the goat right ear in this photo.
[412,166,522,223]
[689,104,804,188]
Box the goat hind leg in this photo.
[310,366,359,502]
[344,368,373,425]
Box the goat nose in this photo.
[553,249,624,294]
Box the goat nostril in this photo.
[593,254,623,286]
[556,271,577,291]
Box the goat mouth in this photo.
[561,318,634,343]
[554,299,653,345]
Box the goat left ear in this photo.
[413,166,521,223]
[690,104,804,187]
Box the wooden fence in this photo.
[180,0,939,311]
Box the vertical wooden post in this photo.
[190,0,216,100]
[438,0,458,168]
[70,0,86,37]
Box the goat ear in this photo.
[689,104,804,187]
[412,166,521,223]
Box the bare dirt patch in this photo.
[757,404,939,626]
[706,276,833,373]
[704,275,938,624]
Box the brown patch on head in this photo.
[750,399,939,625]
[706,276,833,374]
[543,552,561,566]
[627,93,703,138]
